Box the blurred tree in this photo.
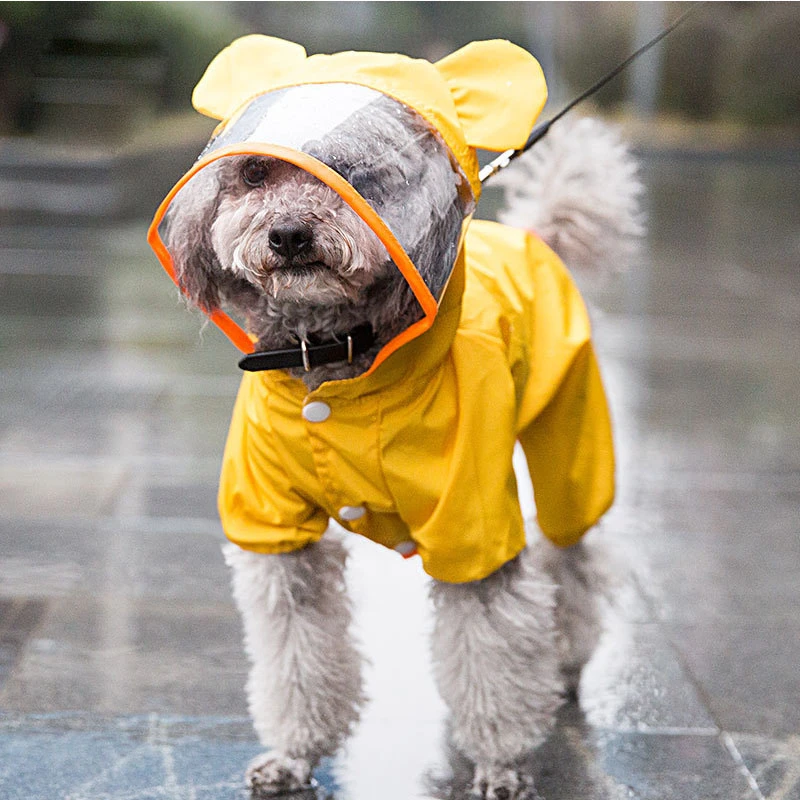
[0,1,797,139]
[0,1,246,137]
[734,9,800,125]
[661,15,726,120]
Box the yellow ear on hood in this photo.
[191,35,547,179]
[192,34,308,120]
[435,39,547,152]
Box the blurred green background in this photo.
[0,1,797,222]
[2,1,798,137]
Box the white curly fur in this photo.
[225,534,609,799]
[498,116,644,273]
[430,544,563,765]
[223,537,366,793]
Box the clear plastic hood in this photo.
[151,83,476,360]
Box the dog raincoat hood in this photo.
[148,35,547,370]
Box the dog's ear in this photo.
[435,40,547,153]
[162,167,224,313]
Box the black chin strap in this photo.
[238,324,375,373]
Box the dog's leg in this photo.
[541,538,609,698]
[430,546,563,800]
[224,537,365,796]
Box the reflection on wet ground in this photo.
[1,156,799,798]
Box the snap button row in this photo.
[302,401,331,423]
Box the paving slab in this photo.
[732,733,800,800]
[1,154,798,798]
[665,620,800,739]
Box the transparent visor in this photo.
[152,83,475,351]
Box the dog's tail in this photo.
[497,117,644,273]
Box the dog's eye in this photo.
[242,159,270,187]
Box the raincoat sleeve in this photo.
[515,234,615,547]
[218,376,329,554]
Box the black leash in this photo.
[479,2,706,184]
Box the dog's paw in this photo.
[246,751,313,797]
[470,765,539,800]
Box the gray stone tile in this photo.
[2,410,155,462]
[590,731,758,800]
[0,379,157,447]
[141,392,235,460]
[580,623,717,733]
[110,474,223,522]
[0,379,235,463]
[426,709,756,800]
[665,621,800,738]
[0,518,230,603]
[0,710,759,800]
[0,320,240,378]
[646,538,797,625]
[0,714,268,800]
[600,347,800,475]
[0,222,144,252]
[731,733,800,800]
[0,595,248,716]
[610,481,800,546]
[0,462,125,520]
[601,485,800,625]
[0,272,101,318]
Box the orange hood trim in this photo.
[147,143,440,377]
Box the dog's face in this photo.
[160,91,473,374]
[173,155,392,310]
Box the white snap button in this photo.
[338,505,366,521]
[302,401,331,423]
[394,540,416,556]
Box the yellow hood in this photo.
[148,37,547,372]
[191,34,548,200]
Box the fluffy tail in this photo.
[497,117,644,272]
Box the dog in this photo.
[153,37,642,800]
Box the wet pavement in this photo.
[1,153,799,799]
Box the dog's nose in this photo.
[268,221,313,259]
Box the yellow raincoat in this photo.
[149,36,615,583]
